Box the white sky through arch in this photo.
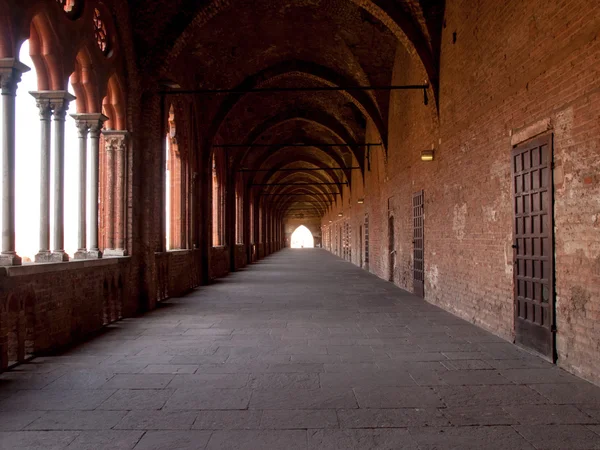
[291,225,314,248]
[0,40,82,261]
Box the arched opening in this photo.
[12,39,41,262]
[212,152,225,246]
[291,225,314,249]
[165,105,180,250]
[7,37,81,262]
[235,174,243,244]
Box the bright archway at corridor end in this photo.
[291,226,315,249]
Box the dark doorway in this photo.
[388,215,395,282]
[364,214,369,270]
[512,134,556,361]
[413,190,424,298]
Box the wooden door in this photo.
[512,134,555,360]
[413,191,424,298]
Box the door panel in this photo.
[413,191,424,298]
[512,134,555,361]
[364,214,370,270]
[359,225,363,268]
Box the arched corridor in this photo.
[1,0,600,447]
[2,249,600,449]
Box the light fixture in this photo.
[338,213,343,217]
[357,198,364,204]
[329,220,332,223]
[159,79,181,89]
[420,149,435,161]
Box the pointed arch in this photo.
[103,73,127,130]
[29,12,64,90]
[70,45,102,114]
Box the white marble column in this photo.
[72,116,89,259]
[103,130,128,257]
[30,93,53,262]
[88,116,108,259]
[0,59,29,266]
[49,92,75,262]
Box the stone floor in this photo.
[1,249,600,449]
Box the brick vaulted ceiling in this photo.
[129,0,445,217]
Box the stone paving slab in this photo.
[0,249,600,449]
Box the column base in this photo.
[35,251,54,263]
[87,249,103,259]
[0,252,22,266]
[103,249,127,257]
[73,250,88,260]
[49,251,69,262]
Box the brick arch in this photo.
[230,113,362,173]
[267,174,342,214]
[0,0,18,58]
[251,156,347,190]
[70,46,102,113]
[265,176,342,211]
[103,72,127,130]
[274,192,332,218]
[158,0,440,96]
[207,60,387,151]
[244,143,351,186]
[279,200,329,218]
[27,12,65,90]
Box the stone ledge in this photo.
[0,256,131,278]
[155,249,198,256]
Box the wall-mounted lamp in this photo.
[420,149,435,161]
[357,198,365,204]
[329,220,333,223]
[159,79,181,89]
[338,213,343,217]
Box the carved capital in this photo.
[33,97,53,121]
[72,113,108,139]
[52,101,69,121]
[51,91,76,121]
[89,124,102,139]
[0,59,30,96]
[0,73,19,94]
[102,130,129,152]
[74,120,90,138]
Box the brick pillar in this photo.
[103,130,128,256]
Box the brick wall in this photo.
[233,244,248,271]
[210,247,230,280]
[323,1,600,384]
[0,259,133,370]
